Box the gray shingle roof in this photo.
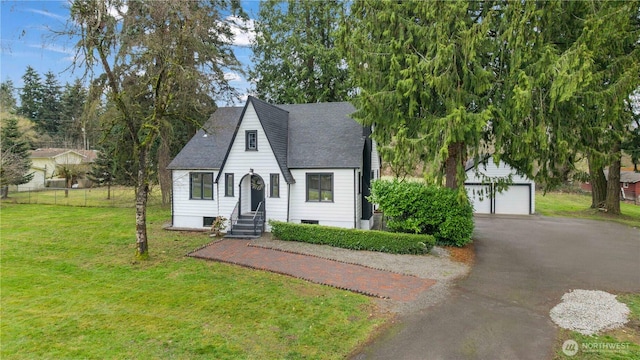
[282,101,363,169]
[604,170,640,184]
[168,97,365,179]
[167,107,241,170]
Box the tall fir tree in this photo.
[60,79,90,148]
[18,66,43,123]
[251,0,351,104]
[40,71,63,136]
[342,1,496,191]
[0,80,17,114]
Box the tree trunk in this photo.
[1,185,8,199]
[135,149,150,259]
[65,177,71,198]
[445,142,465,189]
[158,135,172,206]
[587,153,607,209]
[604,143,621,215]
[107,181,111,200]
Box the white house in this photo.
[465,156,535,215]
[20,148,97,190]
[167,97,380,236]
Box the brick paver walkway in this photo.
[189,240,436,302]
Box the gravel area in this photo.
[549,289,630,335]
[250,235,470,314]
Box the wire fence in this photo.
[1,186,165,208]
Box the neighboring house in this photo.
[581,170,640,203]
[465,156,536,215]
[20,148,98,190]
[168,96,381,235]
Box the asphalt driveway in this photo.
[353,216,640,360]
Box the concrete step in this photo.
[223,233,261,239]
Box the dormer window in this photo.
[246,130,257,151]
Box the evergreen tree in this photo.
[251,0,351,103]
[18,66,43,123]
[0,80,17,113]
[60,79,89,148]
[40,71,63,136]
[0,117,33,197]
[342,1,496,191]
[87,146,114,199]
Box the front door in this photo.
[250,175,264,211]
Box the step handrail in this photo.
[229,201,239,235]
[252,200,265,235]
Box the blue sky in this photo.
[1,0,260,105]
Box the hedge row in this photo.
[269,221,435,255]
[368,179,474,247]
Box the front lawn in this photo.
[0,204,386,359]
[537,192,640,228]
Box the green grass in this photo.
[554,294,640,360]
[537,192,640,228]
[0,203,386,359]
[2,186,163,207]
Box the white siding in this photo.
[289,168,357,228]
[465,157,535,215]
[466,158,532,184]
[20,168,46,191]
[371,138,381,179]
[355,169,362,228]
[370,138,381,211]
[217,103,289,231]
[171,169,218,229]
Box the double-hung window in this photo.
[225,173,234,196]
[190,172,214,200]
[306,173,333,202]
[246,130,257,150]
[270,173,280,198]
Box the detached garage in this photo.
[465,157,535,215]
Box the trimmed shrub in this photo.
[269,221,434,255]
[368,179,474,247]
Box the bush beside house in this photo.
[368,180,474,247]
[269,221,434,254]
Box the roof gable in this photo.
[249,97,295,184]
[31,148,85,159]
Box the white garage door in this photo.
[466,184,492,214]
[495,185,531,215]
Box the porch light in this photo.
[249,168,254,175]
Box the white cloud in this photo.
[225,15,256,47]
[26,8,67,22]
[224,72,242,82]
[107,3,127,20]
[28,43,74,56]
